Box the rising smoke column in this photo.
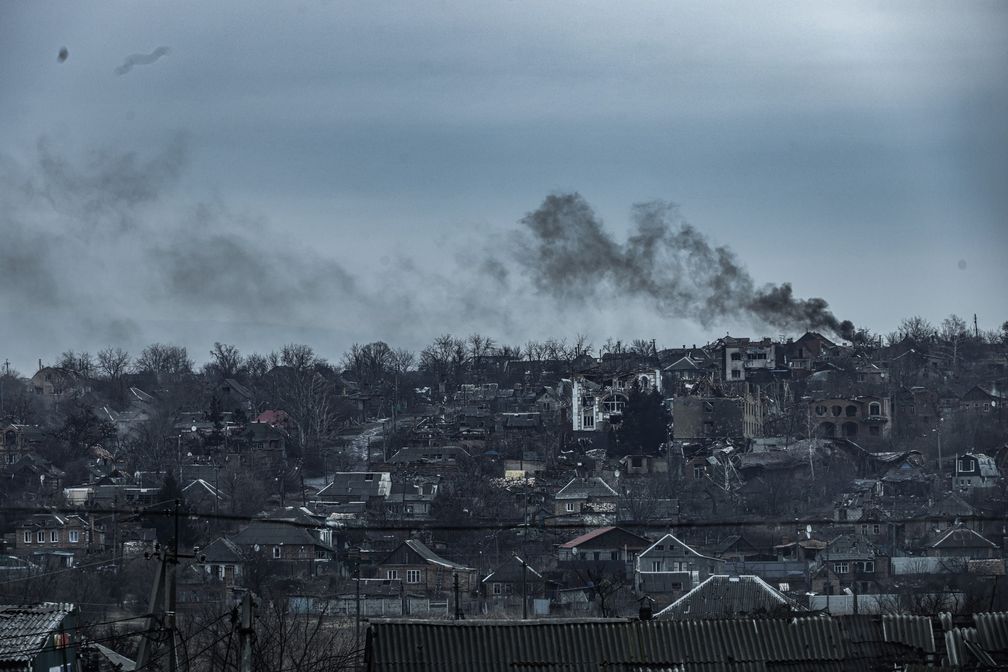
[514,192,856,340]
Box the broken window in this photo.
[831,405,842,417]
[845,405,857,417]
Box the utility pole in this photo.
[135,501,196,672]
[453,572,462,620]
[238,592,255,672]
[521,556,528,619]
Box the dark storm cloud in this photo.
[512,193,856,339]
[114,46,171,75]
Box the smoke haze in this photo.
[1,140,856,370]
[512,193,856,340]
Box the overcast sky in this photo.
[2,1,1006,371]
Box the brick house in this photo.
[635,533,723,600]
[557,526,652,580]
[552,476,618,520]
[15,514,102,566]
[376,539,476,594]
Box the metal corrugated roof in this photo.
[881,614,935,653]
[366,617,846,672]
[656,576,806,620]
[974,612,1008,652]
[0,603,73,663]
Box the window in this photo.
[610,550,619,561]
[51,530,59,543]
[651,560,662,572]
[869,402,881,416]
[855,560,875,573]
[407,569,421,584]
[565,501,575,512]
[386,569,399,580]
[272,546,281,559]
[958,458,975,473]
[693,465,704,479]
[582,415,594,428]
[831,405,842,417]
[872,524,880,535]
[364,473,374,481]
[730,352,742,361]
[815,405,827,416]
[731,370,741,379]
[493,582,502,595]
[833,562,849,574]
[23,531,31,544]
[845,405,858,417]
[593,552,600,561]
[37,531,45,543]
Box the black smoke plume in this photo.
[114,47,171,75]
[514,193,856,340]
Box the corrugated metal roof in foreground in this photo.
[973,611,1008,652]
[366,617,845,672]
[881,613,935,653]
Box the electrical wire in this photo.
[131,612,233,672]
[0,555,125,585]
[0,612,154,643]
[0,626,158,662]
[1,503,1003,533]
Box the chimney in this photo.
[38,358,42,372]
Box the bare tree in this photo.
[629,338,656,358]
[420,334,466,393]
[467,333,496,372]
[97,347,131,380]
[208,342,244,380]
[898,316,936,342]
[244,352,270,381]
[571,333,594,359]
[57,350,95,377]
[134,343,194,381]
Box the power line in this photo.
[132,613,232,672]
[0,612,154,644]
[0,626,158,662]
[1,504,1004,533]
[0,555,126,585]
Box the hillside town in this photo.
[2,316,1007,670]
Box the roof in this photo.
[929,526,998,550]
[387,445,471,464]
[200,537,244,563]
[559,526,651,550]
[0,602,74,664]
[181,478,227,500]
[316,472,391,500]
[400,539,471,571]
[555,476,618,500]
[228,521,329,550]
[220,378,253,400]
[655,575,807,620]
[483,556,543,584]
[639,533,706,559]
[365,617,847,672]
